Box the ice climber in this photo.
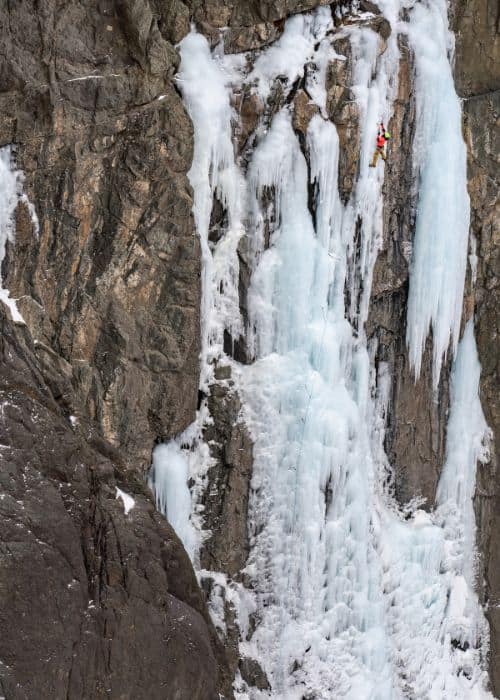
[369,122,391,167]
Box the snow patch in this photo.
[115,487,135,515]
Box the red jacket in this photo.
[377,134,386,149]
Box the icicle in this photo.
[435,322,491,693]
[405,0,470,385]
[377,321,492,698]
[469,233,478,287]
[115,487,135,515]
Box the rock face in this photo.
[453,0,500,693]
[0,306,226,699]
[187,0,332,35]
[0,1,231,698]
[201,371,253,580]
[0,0,200,474]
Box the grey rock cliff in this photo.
[0,0,336,697]
[453,0,500,693]
[0,1,230,698]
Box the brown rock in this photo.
[201,378,253,579]
[233,90,265,152]
[155,0,191,44]
[224,22,280,53]
[326,38,360,203]
[341,13,391,43]
[229,0,332,26]
[292,89,319,135]
[0,306,229,699]
[452,0,500,97]
[239,656,271,691]
[187,0,333,48]
[1,1,201,474]
[0,2,234,696]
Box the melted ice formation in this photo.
[150,0,492,697]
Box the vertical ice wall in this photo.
[150,0,492,697]
[236,12,403,691]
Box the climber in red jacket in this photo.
[369,122,391,167]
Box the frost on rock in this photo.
[0,146,38,324]
[115,487,135,515]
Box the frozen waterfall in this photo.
[150,0,492,697]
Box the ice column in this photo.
[177,31,245,385]
[437,320,491,585]
[149,442,197,558]
[377,322,492,698]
